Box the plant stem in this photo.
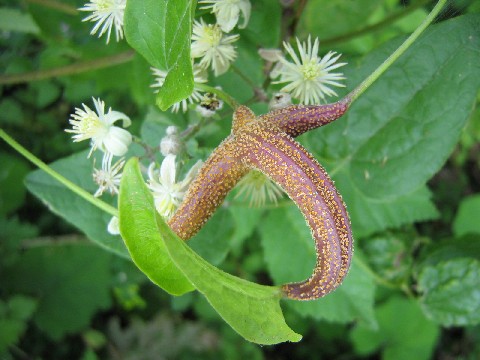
[26,0,78,15]
[322,0,431,46]
[0,128,118,217]
[196,83,239,109]
[346,0,446,104]
[0,50,134,85]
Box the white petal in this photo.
[102,126,132,156]
[160,154,177,186]
[104,110,131,127]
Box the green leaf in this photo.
[189,208,234,265]
[0,296,37,354]
[453,194,480,237]
[0,8,40,34]
[25,152,129,258]
[350,296,439,360]
[119,158,301,344]
[124,0,194,110]
[362,232,413,283]
[0,153,30,216]
[349,15,480,199]
[260,206,376,326]
[119,158,194,296]
[2,244,112,340]
[158,214,302,345]
[332,169,439,237]
[418,258,480,326]
[303,14,479,233]
[298,0,384,39]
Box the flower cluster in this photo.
[79,0,251,115]
[147,155,203,219]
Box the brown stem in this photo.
[0,50,134,85]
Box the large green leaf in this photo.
[25,151,129,258]
[119,158,194,296]
[124,0,194,111]
[119,158,301,344]
[259,206,376,327]
[302,14,479,234]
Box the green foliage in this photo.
[418,258,480,326]
[119,158,195,296]
[124,0,194,110]
[0,153,30,216]
[120,158,301,344]
[1,0,480,357]
[0,7,40,34]
[0,295,37,354]
[416,235,480,326]
[25,152,129,258]
[351,296,440,360]
[2,244,112,340]
[453,194,480,236]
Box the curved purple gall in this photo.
[168,100,352,300]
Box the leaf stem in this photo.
[346,0,446,104]
[196,83,239,109]
[0,128,118,217]
[26,0,78,15]
[0,50,134,85]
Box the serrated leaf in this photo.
[418,258,480,326]
[302,15,478,234]
[25,152,129,258]
[453,194,480,237]
[348,15,480,199]
[260,206,376,326]
[124,0,194,110]
[119,158,195,296]
[350,296,439,360]
[119,158,301,344]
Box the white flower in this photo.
[191,19,239,76]
[66,97,132,157]
[272,36,347,105]
[79,0,126,44]
[160,126,183,156]
[235,170,284,207]
[200,0,251,33]
[147,155,203,219]
[93,152,125,197]
[107,216,120,235]
[150,65,208,113]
